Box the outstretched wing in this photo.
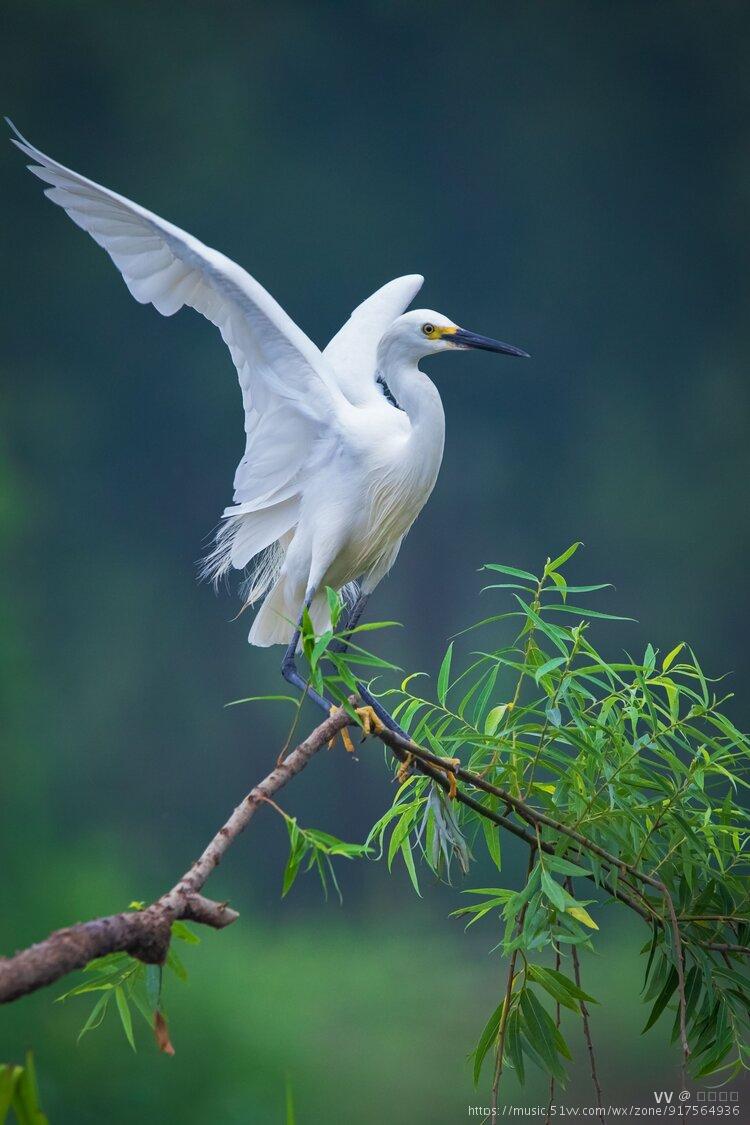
[323,273,424,405]
[8,120,346,516]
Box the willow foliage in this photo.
[313,544,750,1092]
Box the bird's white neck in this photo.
[390,363,445,438]
[377,336,445,436]
[380,359,444,434]
[376,343,446,496]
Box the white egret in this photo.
[9,120,529,737]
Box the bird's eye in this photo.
[422,323,435,336]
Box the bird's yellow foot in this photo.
[354,705,385,737]
[396,751,415,785]
[438,757,461,799]
[327,704,386,752]
[327,705,357,753]
[397,751,460,797]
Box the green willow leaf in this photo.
[540,869,568,912]
[642,967,678,1033]
[545,542,583,574]
[166,947,188,983]
[519,989,566,1081]
[11,1053,48,1125]
[0,1066,17,1125]
[662,642,685,672]
[535,656,567,684]
[472,999,505,1086]
[483,562,538,582]
[552,583,612,595]
[437,642,453,706]
[482,815,502,871]
[527,964,597,1009]
[484,703,511,735]
[543,604,635,622]
[325,586,342,628]
[543,855,591,879]
[77,992,110,1043]
[114,986,136,1051]
[505,1008,525,1085]
[400,840,421,896]
[171,921,200,945]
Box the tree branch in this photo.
[567,878,603,1111]
[0,707,350,1005]
[2,694,745,1013]
[492,846,536,1113]
[372,722,744,968]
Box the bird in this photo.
[8,120,529,740]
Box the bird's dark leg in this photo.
[296,590,459,784]
[323,590,407,735]
[328,591,369,656]
[280,590,334,715]
[328,589,410,739]
[281,589,376,754]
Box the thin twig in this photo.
[491,847,536,1112]
[700,942,750,956]
[544,947,562,1124]
[659,879,690,1082]
[567,879,603,1110]
[572,945,603,1106]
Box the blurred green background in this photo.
[1,1,749,1120]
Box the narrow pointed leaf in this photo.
[114,986,136,1051]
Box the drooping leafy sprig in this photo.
[314,544,750,1095]
[56,906,199,1053]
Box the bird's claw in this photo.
[440,756,461,799]
[354,704,385,738]
[327,704,356,752]
[327,703,385,753]
[396,750,415,785]
[396,750,460,797]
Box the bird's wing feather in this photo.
[8,120,347,510]
[323,274,423,405]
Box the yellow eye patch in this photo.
[422,324,457,340]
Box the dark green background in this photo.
[1,2,749,1120]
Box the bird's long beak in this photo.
[447,327,530,358]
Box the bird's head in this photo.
[379,308,530,366]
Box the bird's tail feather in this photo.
[248,581,332,647]
[200,501,298,608]
[202,502,358,648]
[248,578,295,646]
